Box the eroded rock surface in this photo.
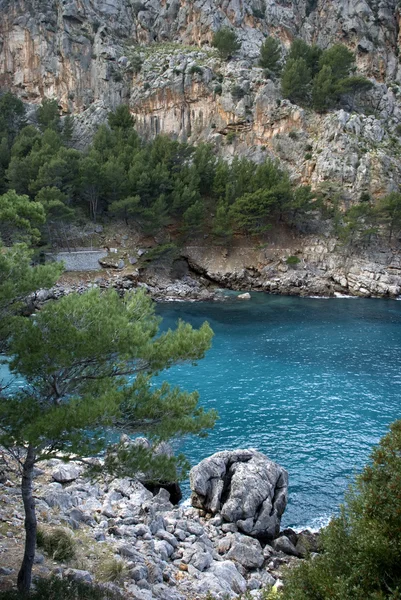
[1,0,401,198]
[190,449,288,539]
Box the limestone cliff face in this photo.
[1,0,401,198]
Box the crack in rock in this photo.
[190,449,288,540]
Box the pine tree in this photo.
[109,195,141,225]
[259,37,282,76]
[377,191,401,241]
[0,190,46,244]
[282,420,401,600]
[0,288,215,593]
[108,104,135,131]
[212,28,241,60]
[311,64,336,112]
[0,191,62,351]
[319,44,354,81]
[37,98,61,132]
[281,58,311,105]
[212,200,233,242]
[62,114,74,144]
[287,39,322,76]
[182,199,205,236]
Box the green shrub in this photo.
[304,152,312,160]
[360,191,371,203]
[112,71,123,83]
[305,0,318,15]
[132,2,146,15]
[213,84,223,95]
[231,85,246,101]
[286,255,300,266]
[252,6,265,19]
[189,64,203,75]
[226,131,236,143]
[212,28,241,60]
[0,576,123,599]
[259,37,281,75]
[36,527,76,561]
[130,54,143,74]
[98,558,127,583]
[141,243,178,265]
[288,130,298,140]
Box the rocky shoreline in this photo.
[0,449,320,599]
[35,230,401,304]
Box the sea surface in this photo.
[156,293,401,530]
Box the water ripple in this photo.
[157,294,401,529]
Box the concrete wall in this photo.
[46,250,107,271]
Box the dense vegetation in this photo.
[279,39,373,112]
[0,116,217,592]
[1,91,399,251]
[210,30,372,113]
[280,420,401,600]
[0,576,123,599]
[0,93,319,243]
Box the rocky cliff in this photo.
[1,0,401,199]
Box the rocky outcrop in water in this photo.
[190,449,288,540]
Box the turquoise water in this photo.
[157,294,401,530]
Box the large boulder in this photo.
[190,449,288,540]
[52,463,82,483]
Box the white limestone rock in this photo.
[190,449,288,539]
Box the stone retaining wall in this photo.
[46,250,107,271]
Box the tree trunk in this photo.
[17,445,37,594]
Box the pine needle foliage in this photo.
[2,287,215,466]
[0,286,215,592]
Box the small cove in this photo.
[156,293,401,530]
[2,293,400,531]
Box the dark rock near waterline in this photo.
[142,481,182,505]
[271,535,302,557]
